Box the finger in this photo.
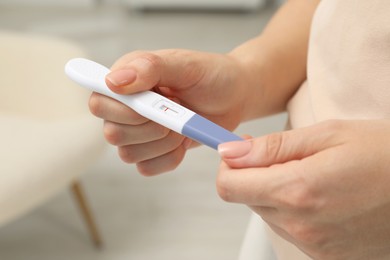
[216,161,277,206]
[105,50,207,95]
[118,131,186,163]
[136,144,188,176]
[106,55,160,94]
[103,120,170,146]
[218,120,343,168]
[216,159,305,207]
[89,92,148,125]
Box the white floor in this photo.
[0,3,285,259]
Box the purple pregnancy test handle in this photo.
[182,114,243,150]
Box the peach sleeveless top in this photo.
[288,0,390,129]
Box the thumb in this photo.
[218,121,339,168]
[105,57,156,95]
[105,50,206,95]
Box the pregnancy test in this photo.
[65,58,242,149]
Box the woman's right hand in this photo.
[88,49,250,176]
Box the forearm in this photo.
[229,0,320,121]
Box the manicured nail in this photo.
[218,140,252,159]
[106,69,137,87]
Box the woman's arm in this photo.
[230,0,320,120]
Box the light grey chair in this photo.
[0,30,106,247]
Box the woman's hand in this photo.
[217,119,390,259]
[86,0,320,177]
[89,49,250,175]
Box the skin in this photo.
[88,0,390,258]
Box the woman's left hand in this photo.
[217,119,390,260]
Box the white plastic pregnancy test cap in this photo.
[64,58,242,149]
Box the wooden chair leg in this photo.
[71,180,103,248]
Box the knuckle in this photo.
[164,149,184,171]
[140,53,162,67]
[150,124,170,140]
[103,121,123,146]
[140,121,170,140]
[216,174,233,202]
[286,187,318,213]
[88,93,103,117]
[275,170,319,211]
[285,186,314,210]
[137,163,160,177]
[315,120,348,149]
[286,221,323,245]
[118,146,138,164]
[137,148,184,177]
[119,51,162,73]
[126,111,147,125]
[264,132,284,162]
[132,52,162,72]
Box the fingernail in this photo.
[218,140,252,159]
[106,69,137,87]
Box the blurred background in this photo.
[0,0,286,259]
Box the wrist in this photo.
[227,41,269,121]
